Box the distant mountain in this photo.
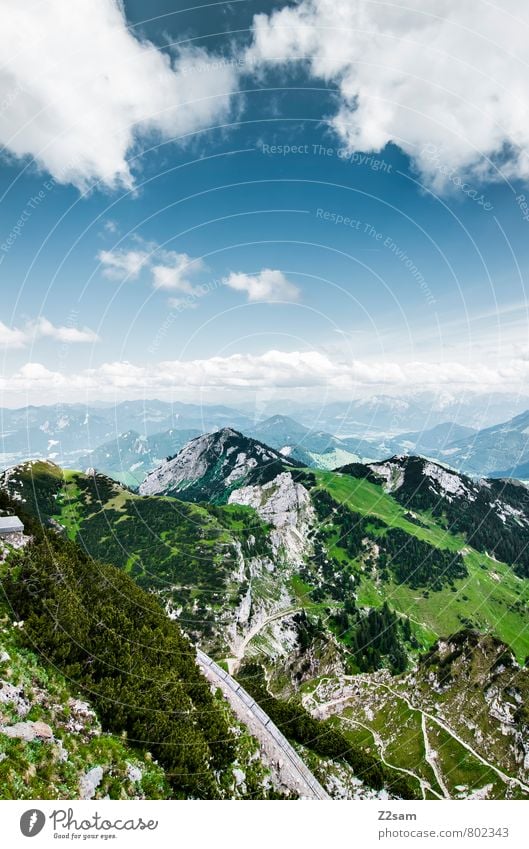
[432,409,529,478]
[252,392,529,436]
[245,414,383,468]
[77,427,201,486]
[139,427,294,503]
[0,400,252,468]
[494,461,529,480]
[0,405,111,458]
[75,414,384,489]
[7,394,529,492]
[105,399,252,434]
[389,421,476,455]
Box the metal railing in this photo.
[196,648,330,800]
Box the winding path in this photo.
[227,606,301,674]
[380,683,529,795]
[340,715,443,800]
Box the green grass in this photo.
[313,470,529,662]
[336,684,515,800]
[423,721,511,799]
[315,472,466,551]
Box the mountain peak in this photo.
[139,428,293,503]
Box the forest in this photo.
[2,520,237,798]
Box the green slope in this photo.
[304,471,529,662]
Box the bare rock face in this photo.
[65,698,97,734]
[228,472,315,565]
[1,720,54,742]
[0,681,30,717]
[32,720,54,740]
[220,473,317,668]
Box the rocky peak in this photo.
[367,455,474,498]
[139,427,294,502]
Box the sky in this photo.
[2,0,529,408]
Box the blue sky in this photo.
[1,0,529,406]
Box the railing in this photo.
[196,648,330,800]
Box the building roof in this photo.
[0,516,24,533]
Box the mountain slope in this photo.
[4,444,529,799]
[0,616,169,800]
[245,415,366,469]
[434,409,529,477]
[305,629,529,799]
[0,495,283,800]
[339,455,529,579]
[0,477,415,801]
[389,422,476,456]
[139,427,295,503]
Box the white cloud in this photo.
[224,269,300,302]
[5,349,529,402]
[33,318,99,344]
[0,321,28,349]
[16,362,65,385]
[98,244,207,294]
[0,317,99,349]
[98,248,150,280]
[0,0,238,190]
[99,247,299,304]
[151,252,206,293]
[248,0,529,185]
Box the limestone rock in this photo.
[79,765,104,800]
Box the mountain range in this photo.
[2,426,529,799]
[4,393,529,484]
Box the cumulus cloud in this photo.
[0,317,99,349]
[224,269,300,302]
[4,349,529,401]
[248,0,529,185]
[99,245,300,304]
[98,248,150,281]
[151,252,206,293]
[98,243,208,295]
[0,0,238,189]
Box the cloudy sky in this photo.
[2,0,529,407]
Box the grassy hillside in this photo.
[295,470,529,662]
[1,463,274,650]
[3,456,529,800]
[5,460,529,664]
[0,487,279,799]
